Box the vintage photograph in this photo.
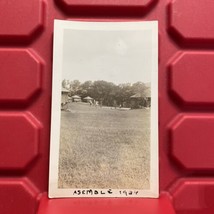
[49,20,158,198]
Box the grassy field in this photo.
[58,102,150,189]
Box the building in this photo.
[71,95,81,102]
[130,93,146,109]
[144,87,151,107]
[130,84,151,108]
[61,87,69,106]
[83,96,94,103]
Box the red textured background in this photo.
[0,0,214,213]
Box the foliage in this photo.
[62,79,150,107]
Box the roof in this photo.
[130,93,144,98]
[71,95,81,99]
[61,87,69,93]
[130,87,151,98]
[144,87,151,97]
[145,82,151,88]
[83,96,93,100]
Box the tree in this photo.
[132,82,147,96]
[91,80,116,106]
[80,81,93,97]
[62,79,148,107]
[70,80,81,95]
[62,79,70,90]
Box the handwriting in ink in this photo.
[119,190,139,196]
[73,189,113,196]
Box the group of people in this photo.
[88,100,101,107]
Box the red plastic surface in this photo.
[38,193,175,214]
[1,0,214,213]
[0,49,43,104]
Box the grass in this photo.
[58,102,150,189]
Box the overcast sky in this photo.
[62,29,152,84]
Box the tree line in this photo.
[62,79,150,107]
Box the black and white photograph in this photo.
[49,20,158,198]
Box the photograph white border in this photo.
[49,20,158,198]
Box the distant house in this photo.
[83,96,94,103]
[61,87,69,106]
[144,87,151,107]
[130,84,151,108]
[71,95,81,102]
[130,93,146,109]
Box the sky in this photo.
[62,29,152,84]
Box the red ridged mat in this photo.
[0,0,214,213]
